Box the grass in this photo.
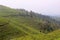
[0,5,60,40]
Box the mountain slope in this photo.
[0,5,60,33]
[52,16,60,22]
[0,5,60,40]
[0,5,17,16]
[0,17,26,40]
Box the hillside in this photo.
[0,5,60,40]
[0,5,18,16]
[51,16,60,22]
[0,17,26,40]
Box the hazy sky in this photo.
[0,0,60,16]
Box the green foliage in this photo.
[0,5,60,40]
[0,17,26,40]
[11,30,60,40]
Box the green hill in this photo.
[0,5,17,16]
[0,17,26,40]
[0,5,60,40]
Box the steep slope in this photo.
[0,17,26,40]
[0,5,60,33]
[0,5,17,16]
[0,5,60,40]
[13,9,60,33]
[51,16,60,23]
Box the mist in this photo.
[0,0,60,16]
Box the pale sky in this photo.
[0,0,60,16]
